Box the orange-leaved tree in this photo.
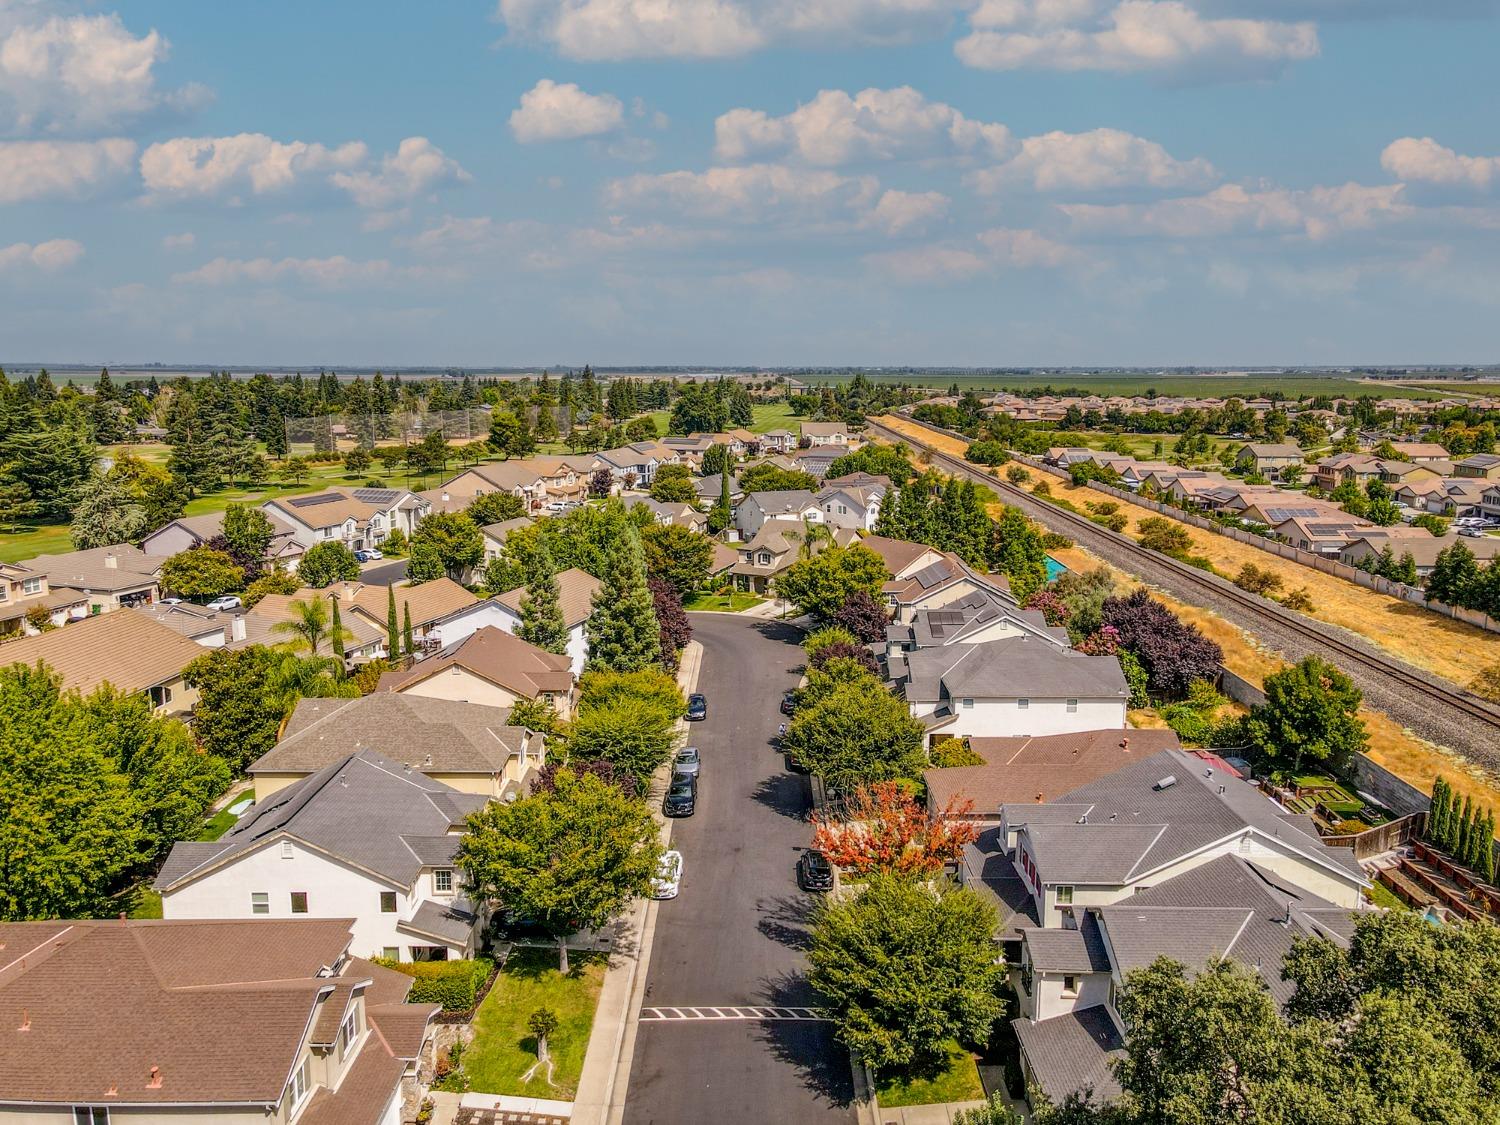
[811,781,978,878]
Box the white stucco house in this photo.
[734,489,823,538]
[157,749,490,962]
[491,567,602,675]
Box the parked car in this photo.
[1461,527,1487,538]
[674,746,701,777]
[354,548,384,562]
[663,772,698,817]
[686,693,708,721]
[780,690,796,716]
[158,597,183,606]
[205,595,242,611]
[797,849,834,892]
[651,850,684,899]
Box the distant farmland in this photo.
[795,372,1452,400]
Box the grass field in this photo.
[461,948,606,1098]
[683,590,764,612]
[875,1042,986,1108]
[801,373,1448,400]
[644,401,801,437]
[1055,430,1242,464]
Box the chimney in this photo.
[104,552,118,569]
[1120,737,1130,751]
[231,614,246,643]
[147,1067,162,1090]
[17,1008,30,1032]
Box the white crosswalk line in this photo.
[638,1005,832,1022]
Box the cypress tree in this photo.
[403,602,414,656]
[518,546,569,656]
[584,527,661,672]
[1426,779,1444,844]
[330,596,345,662]
[386,585,399,655]
[1457,795,1474,859]
[708,465,732,535]
[1481,811,1497,884]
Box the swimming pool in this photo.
[1045,555,1068,581]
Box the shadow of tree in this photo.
[751,973,855,1109]
[756,893,818,952]
[751,771,811,822]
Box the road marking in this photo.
[639,1005,831,1021]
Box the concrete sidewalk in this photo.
[570,640,704,1125]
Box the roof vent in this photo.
[17,1008,30,1032]
[1077,814,1088,825]
[147,1066,162,1089]
[1120,737,1130,750]
[1153,775,1178,791]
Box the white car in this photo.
[651,850,683,900]
[205,595,243,611]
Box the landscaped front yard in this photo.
[459,948,607,1098]
[683,590,765,613]
[875,1041,986,1107]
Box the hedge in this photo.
[373,956,494,1013]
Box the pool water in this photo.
[1045,555,1068,581]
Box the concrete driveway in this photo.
[623,614,856,1125]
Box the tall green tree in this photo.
[708,465,733,534]
[518,548,569,655]
[329,596,346,661]
[410,512,485,581]
[456,767,663,971]
[783,672,925,785]
[775,544,890,623]
[221,503,275,576]
[640,523,714,594]
[649,463,697,503]
[386,585,400,655]
[297,541,361,587]
[585,528,661,672]
[159,546,246,598]
[403,601,415,654]
[1244,655,1367,772]
[271,596,349,657]
[183,646,289,770]
[69,470,146,548]
[1428,542,1480,607]
[990,506,1049,602]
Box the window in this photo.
[382,946,400,961]
[1017,698,1030,709]
[339,1011,359,1060]
[148,684,173,709]
[22,578,42,595]
[290,891,308,914]
[379,892,397,913]
[961,697,974,709]
[75,1108,109,1125]
[434,869,454,893]
[0,584,8,602]
[1066,699,1079,713]
[287,1058,310,1108]
[1055,885,1074,904]
[251,892,269,915]
[1063,975,1078,996]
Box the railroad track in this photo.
[866,416,1500,772]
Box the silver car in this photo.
[674,746,701,777]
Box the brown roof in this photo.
[0,917,403,1105]
[263,489,401,531]
[28,544,160,592]
[494,567,601,629]
[296,1036,404,1125]
[241,592,388,651]
[344,577,479,630]
[378,626,573,699]
[0,608,205,696]
[926,728,1182,815]
[857,535,938,578]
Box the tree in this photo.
[826,443,916,487]
[403,601,415,655]
[456,768,663,972]
[739,463,818,493]
[466,491,527,526]
[160,547,245,598]
[271,596,350,657]
[343,447,372,476]
[565,700,679,785]
[649,463,697,503]
[329,596,346,661]
[783,674,925,785]
[965,440,1009,466]
[410,512,484,581]
[708,465,733,534]
[989,506,1048,602]
[531,757,634,795]
[9,427,95,519]
[406,540,444,582]
[1245,655,1367,772]
[585,528,662,672]
[701,443,733,476]
[297,541,361,587]
[811,782,979,877]
[578,667,685,716]
[489,410,535,458]
[776,544,890,623]
[221,504,275,578]
[650,576,692,672]
[1428,542,1480,607]
[1101,591,1223,700]
[386,584,400,655]
[589,467,613,497]
[528,1007,559,1069]
[825,590,886,643]
[519,548,569,656]
[808,876,1004,1072]
[243,569,299,607]
[640,522,713,594]
[69,470,146,548]
[183,645,290,770]
[1136,516,1193,556]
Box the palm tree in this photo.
[270,595,351,656]
[266,650,359,718]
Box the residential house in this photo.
[379,626,575,716]
[788,446,843,478]
[492,567,602,674]
[735,489,823,537]
[1313,453,1383,493]
[761,428,797,452]
[729,519,858,595]
[1340,530,1500,578]
[1233,443,1304,478]
[1378,459,1448,488]
[138,601,241,647]
[237,591,388,662]
[264,487,425,554]
[249,693,545,801]
[924,728,1183,821]
[894,637,1129,740]
[158,749,490,962]
[859,534,948,585]
[0,607,202,715]
[1455,453,1500,480]
[1391,441,1455,464]
[598,441,679,487]
[885,589,1069,659]
[815,481,886,531]
[1437,478,1488,517]
[693,471,744,508]
[1480,483,1500,524]
[630,497,710,533]
[800,421,852,446]
[881,552,1017,625]
[26,543,161,612]
[1390,476,1452,513]
[141,510,305,573]
[434,459,589,512]
[1044,447,1097,468]
[0,917,438,1125]
[0,560,87,637]
[480,516,533,562]
[335,578,496,651]
[1270,514,1372,555]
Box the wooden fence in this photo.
[1323,812,1426,860]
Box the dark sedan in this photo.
[686,693,708,721]
[797,849,835,892]
[663,772,698,817]
[780,690,796,716]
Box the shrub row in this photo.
[373,956,494,1012]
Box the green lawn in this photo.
[683,590,765,612]
[461,948,607,1098]
[197,808,243,841]
[1365,880,1412,912]
[876,1042,986,1108]
[122,885,163,919]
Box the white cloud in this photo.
[496,0,970,60]
[511,79,625,142]
[866,189,950,234]
[0,138,134,203]
[1060,181,1411,240]
[140,133,367,198]
[955,0,1319,80]
[0,12,207,134]
[1382,137,1500,191]
[967,127,1216,192]
[604,163,879,223]
[715,87,1012,166]
[866,226,1080,282]
[162,231,195,251]
[330,137,470,208]
[170,254,455,289]
[0,237,83,272]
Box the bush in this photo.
[578,668,685,719]
[809,640,879,675]
[1280,587,1314,612]
[374,957,494,1013]
[1005,465,1030,485]
[930,737,984,768]
[1234,562,1284,596]
[1041,531,1073,551]
[804,625,860,660]
[1137,516,1194,556]
[965,440,1009,466]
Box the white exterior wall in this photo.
[160,839,472,960]
[492,606,589,675]
[426,601,514,650]
[915,696,1125,740]
[1028,970,1112,1022]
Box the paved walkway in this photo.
[875,1102,989,1124]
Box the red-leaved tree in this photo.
[832,589,890,643]
[811,781,979,877]
[649,576,692,672]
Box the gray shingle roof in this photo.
[399,896,479,945]
[158,750,485,891]
[1013,1006,1124,1106]
[903,638,1127,704]
[1021,913,1111,972]
[962,829,1040,938]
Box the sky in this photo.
[0,0,1497,368]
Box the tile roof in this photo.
[0,607,204,695]
[240,592,388,651]
[158,750,485,892]
[494,567,601,629]
[27,543,160,592]
[1013,1006,1124,1106]
[252,694,536,778]
[265,488,410,530]
[378,625,573,699]
[345,577,480,630]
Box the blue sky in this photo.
[1,0,1496,367]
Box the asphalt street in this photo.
[623,613,857,1125]
[358,557,408,586]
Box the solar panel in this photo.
[352,488,400,504]
[912,562,952,590]
[288,493,340,508]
